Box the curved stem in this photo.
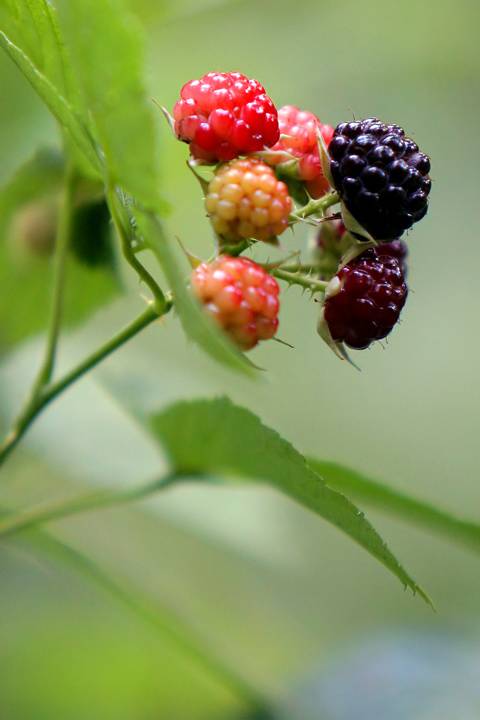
[0,302,171,470]
[36,161,77,388]
[107,187,167,314]
[5,162,77,451]
[0,473,179,538]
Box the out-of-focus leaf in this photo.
[149,397,431,604]
[309,459,480,554]
[0,31,100,176]
[135,211,258,377]
[57,0,162,209]
[0,146,64,224]
[0,150,120,352]
[0,513,269,717]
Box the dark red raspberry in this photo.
[269,105,334,198]
[378,239,409,277]
[173,72,280,163]
[191,255,280,351]
[323,248,408,349]
[329,118,431,240]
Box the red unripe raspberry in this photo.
[205,157,292,242]
[191,255,280,351]
[323,248,408,350]
[270,105,334,198]
[173,72,280,163]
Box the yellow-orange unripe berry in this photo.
[205,158,292,243]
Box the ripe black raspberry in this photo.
[329,118,431,240]
[322,248,408,349]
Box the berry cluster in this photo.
[329,118,431,240]
[270,105,334,198]
[191,256,280,351]
[170,71,430,357]
[205,157,292,243]
[173,72,279,163]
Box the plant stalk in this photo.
[272,268,328,294]
[290,190,340,223]
[0,302,170,470]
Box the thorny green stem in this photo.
[274,262,322,274]
[0,302,171,470]
[290,190,340,224]
[272,268,328,294]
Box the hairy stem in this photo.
[0,302,170,470]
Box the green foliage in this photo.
[0,31,100,176]
[0,0,76,99]
[0,0,262,374]
[309,459,480,554]
[0,149,120,352]
[0,147,64,219]
[57,0,162,209]
[150,396,430,603]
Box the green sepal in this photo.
[317,303,360,370]
[317,127,334,188]
[153,101,176,137]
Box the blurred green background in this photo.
[1,0,480,718]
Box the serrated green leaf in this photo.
[150,397,431,604]
[0,149,120,352]
[57,0,162,209]
[309,458,480,555]
[135,211,258,377]
[0,31,100,176]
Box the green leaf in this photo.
[57,0,162,209]
[150,397,431,604]
[0,149,120,352]
[1,1,76,100]
[0,31,100,176]
[309,458,480,555]
[135,211,258,377]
